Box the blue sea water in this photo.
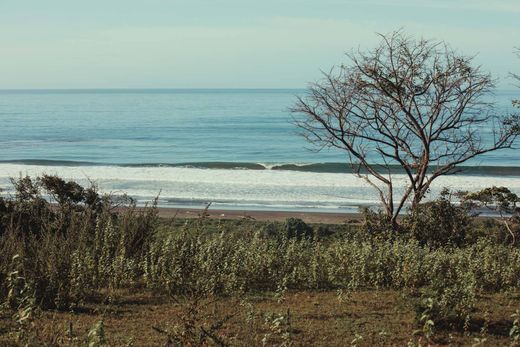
[0,89,519,211]
[0,89,320,164]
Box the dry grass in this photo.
[1,289,518,346]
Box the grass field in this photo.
[1,287,518,346]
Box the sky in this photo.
[0,0,518,89]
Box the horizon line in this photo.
[0,87,306,91]
[0,87,517,93]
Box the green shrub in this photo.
[0,175,106,237]
[0,176,157,309]
[283,218,313,239]
[403,189,470,247]
[415,251,477,327]
[360,207,393,235]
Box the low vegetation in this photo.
[0,175,519,346]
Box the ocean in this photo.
[1,89,519,212]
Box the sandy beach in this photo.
[156,206,360,224]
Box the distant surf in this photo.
[1,159,520,176]
[1,162,519,212]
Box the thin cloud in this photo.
[344,0,520,13]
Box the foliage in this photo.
[284,217,313,239]
[415,253,477,327]
[511,310,520,346]
[414,297,435,343]
[0,175,157,309]
[0,174,107,237]
[360,207,394,235]
[87,319,107,347]
[460,186,520,244]
[403,188,470,247]
[462,186,520,215]
[262,309,294,346]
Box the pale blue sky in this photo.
[0,0,518,89]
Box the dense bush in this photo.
[0,175,157,309]
[283,217,313,239]
[0,174,107,237]
[360,208,394,235]
[402,189,470,247]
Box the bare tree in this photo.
[513,47,520,108]
[292,31,519,227]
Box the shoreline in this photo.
[153,206,499,224]
[155,206,360,224]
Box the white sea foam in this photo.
[1,164,519,211]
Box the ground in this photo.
[1,289,518,346]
